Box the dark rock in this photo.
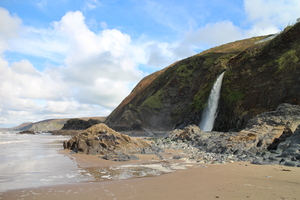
[141,146,164,154]
[19,130,35,134]
[101,154,140,162]
[284,161,298,167]
[62,118,102,130]
[113,155,130,162]
[251,157,264,165]
[128,155,140,160]
[101,155,114,160]
[173,155,182,159]
[269,155,282,161]
[261,151,272,159]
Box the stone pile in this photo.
[153,103,300,167]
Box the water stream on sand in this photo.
[199,72,225,131]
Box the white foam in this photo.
[101,175,112,179]
[118,172,133,180]
[49,175,64,179]
[141,164,174,173]
[66,174,76,179]
[171,165,186,170]
[0,140,30,145]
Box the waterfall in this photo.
[199,72,225,131]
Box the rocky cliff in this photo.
[9,117,106,133]
[61,118,104,130]
[105,21,300,132]
[17,119,68,132]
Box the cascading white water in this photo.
[199,72,225,131]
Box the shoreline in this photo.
[2,149,300,200]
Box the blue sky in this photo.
[0,0,299,128]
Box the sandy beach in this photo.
[2,149,300,200]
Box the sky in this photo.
[0,0,299,128]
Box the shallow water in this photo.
[0,132,188,192]
[0,132,91,192]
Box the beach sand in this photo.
[2,150,300,200]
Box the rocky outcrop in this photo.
[63,123,162,160]
[61,118,102,130]
[19,130,35,134]
[158,103,300,167]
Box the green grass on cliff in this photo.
[276,49,299,72]
[221,71,245,105]
[140,89,164,111]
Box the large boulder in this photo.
[226,103,300,154]
[63,123,152,156]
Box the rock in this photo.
[141,146,164,154]
[251,157,264,165]
[128,154,140,160]
[101,154,140,162]
[62,118,102,130]
[284,161,299,167]
[64,123,151,156]
[173,155,183,159]
[155,104,300,167]
[19,130,35,134]
[101,155,114,160]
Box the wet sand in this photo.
[2,150,300,200]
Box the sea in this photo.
[0,131,181,193]
[0,131,92,192]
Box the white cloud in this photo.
[0,9,145,127]
[0,7,22,53]
[244,0,300,35]
[184,21,244,49]
[84,0,101,11]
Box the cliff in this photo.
[15,119,68,132]
[105,21,300,132]
[10,117,106,132]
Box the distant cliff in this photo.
[105,21,300,132]
[9,117,106,132]
[61,118,105,130]
[15,119,68,132]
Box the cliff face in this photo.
[106,22,300,132]
[10,117,106,132]
[61,118,105,130]
[17,119,68,132]
[216,22,300,131]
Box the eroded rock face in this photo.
[165,103,300,166]
[63,123,153,156]
[228,103,300,153]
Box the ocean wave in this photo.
[0,140,30,145]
